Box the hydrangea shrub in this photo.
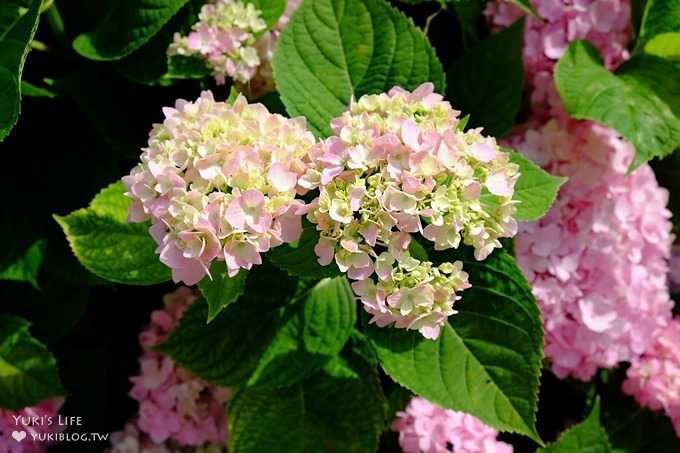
[2,0,680,451]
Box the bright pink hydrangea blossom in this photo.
[392,397,513,453]
[123,91,316,285]
[110,287,228,452]
[0,399,65,453]
[486,0,675,381]
[622,318,680,436]
[301,83,520,339]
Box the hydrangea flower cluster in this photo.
[168,0,266,85]
[110,287,228,451]
[622,318,680,436]
[301,83,520,339]
[392,397,513,453]
[122,91,316,285]
[0,398,64,453]
[486,0,674,381]
[513,121,674,380]
[167,0,300,96]
[485,0,631,120]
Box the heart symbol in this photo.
[12,430,26,442]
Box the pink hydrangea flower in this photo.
[622,318,680,436]
[123,91,316,285]
[168,0,300,96]
[513,120,674,381]
[0,399,65,453]
[485,0,674,381]
[110,287,228,452]
[302,83,520,339]
[485,0,631,121]
[392,397,513,453]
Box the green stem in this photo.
[30,39,53,52]
[44,2,69,49]
[423,8,443,37]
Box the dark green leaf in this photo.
[198,263,248,322]
[273,0,445,137]
[635,0,680,55]
[539,399,611,452]
[0,238,45,288]
[73,0,190,60]
[447,18,524,137]
[229,345,387,452]
[268,218,342,278]
[0,0,42,141]
[0,313,67,409]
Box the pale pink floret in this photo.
[304,83,517,339]
[392,397,513,453]
[623,318,680,436]
[0,399,65,453]
[123,92,316,285]
[110,288,228,452]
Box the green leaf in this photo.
[0,313,67,410]
[268,218,341,278]
[365,248,544,443]
[0,238,45,289]
[229,345,387,452]
[644,32,680,59]
[54,181,172,285]
[0,0,42,141]
[166,54,211,79]
[538,399,611,452]
[636,0,680,54]
[20,80,58,98]
[198,263,248,322]
[507,0,540,18]
[73,0,190,61]
[247,0,287,30]
[158,272,356,388]
[273,0,445,137]
[247,276,356,387]
[555,40,680,169]
[481,151,566,222]
[447,18,524,137]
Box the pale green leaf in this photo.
[198,262,248,322]
[54,181,171,285]
[555,40,680,169]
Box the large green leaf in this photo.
[54,181,172,285]
[198,262,248,322]
[481,151,566,222]
[268,218,341,278]
[273,0,445,137]
[248,0,287,30]
[158,273,356,388]
[447,18,524,137]
[229,345,387,452]
[365,248,544,443]
[555,40,680,169]
[0,314,67,409]
[539,399,611,452]
[73,0,190,60]
[0,0,42,141]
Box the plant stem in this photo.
[30,39,53,52]
[423,8,443,37]
[44,2,69,49]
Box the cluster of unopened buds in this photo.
[123,91,316,285]
[301,83,520,338]
[124,83,520,339]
